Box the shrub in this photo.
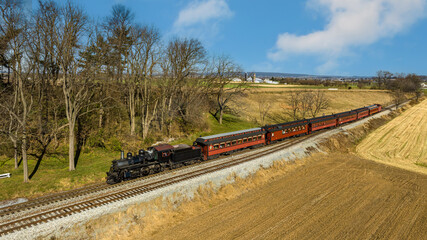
[106,136,122,152]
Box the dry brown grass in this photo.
[356,98,427,175]
[235,89,393,124]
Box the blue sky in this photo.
[38,0,427,76]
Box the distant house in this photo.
[421,83,427,89]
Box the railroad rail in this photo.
[0,132,319,237]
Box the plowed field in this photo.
[151,154,427,240]
[357,99,427,174]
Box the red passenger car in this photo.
[355,106,370,119]
[336,110,358,125]
[263,120,309,144]
[194,128,266,160]
[368,104,381,115]
[308,115,337,132]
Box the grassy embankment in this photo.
[0,88,393,201]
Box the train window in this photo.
[259,135,263,139]
[243,138,247,143]
[253,137,256,141]
[226,142,231,147]
[210,145,212,150]
[248,137,252,142]
[232,140,236,145]
[214,144,219,150]
[220,143,225,148]
[302,126,305,130]
[238,139,242,144]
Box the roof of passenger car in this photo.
[195,128,264,144]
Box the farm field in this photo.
[236,89,393,124]
[98,153,427,240]
[356,98,427,174]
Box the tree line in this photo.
[0,0,244,182]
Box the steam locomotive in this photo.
[106,104,382,184]
[106,144,202,184]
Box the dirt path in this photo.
[151,154,427,240]
[356,99,427,174]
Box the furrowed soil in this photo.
[356,98,427,174]
[79,153,427,240]
[150,154,427,240]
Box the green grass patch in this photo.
[0,149,118,201]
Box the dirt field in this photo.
[146,154,427,240]
[75,154,426,240]
[357,99,427,174]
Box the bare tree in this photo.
[287,91,301,120]
[159,38,207,135]
[376,70,393,89]
[104,4,136,135]
[128,25,161,139]
[0,0,33,182]
[52,1,89,171]
[279,90,329,121]
[309,90,329,117]
[299,91,312,119]
[392,89,405,110]
[256,97,272,125]
[208,55,245,124]
[0,85,21,169]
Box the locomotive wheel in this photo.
[154,164,162,173]
[140,167,150,176]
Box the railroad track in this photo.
[1,104,400,237]
[0,132,318,237]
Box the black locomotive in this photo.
[106,144,202,184]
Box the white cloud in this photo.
[174,0,233,28]
[171,0,233,43]
[269,0,426,61]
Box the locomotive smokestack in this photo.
[120,151,124,160]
